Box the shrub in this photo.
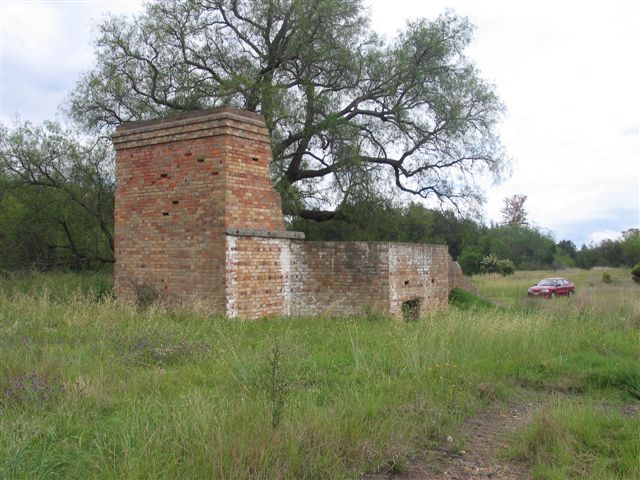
[448,288,494,310]
[632,263,640,284]
[480,254,515,276]
[602,272,612,284]
[458,245,485,275]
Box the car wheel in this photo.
[569,290,574,296]
[551,292,556,299]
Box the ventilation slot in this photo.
[252,157,259,162]
[172,200,179,205]
[160,173,168,178]
[404,280,410,286]
[162,212,169,216]
[197,157,205,163]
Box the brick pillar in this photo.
[112,107,285,309]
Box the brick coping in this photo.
[112,106,265,137]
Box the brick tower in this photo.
[112,107,286,309]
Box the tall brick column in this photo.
[112,107,285,309]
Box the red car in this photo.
[527,278,575,298]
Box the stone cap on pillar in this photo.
[111,106,269,151]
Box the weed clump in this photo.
[1,373,63,407]
[113,328,209,367]
[264,342,290,429]
[449,288,494,310]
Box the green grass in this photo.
[0,269,638,479]
[510,399,640,479]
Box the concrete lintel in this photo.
[224,227,305,240]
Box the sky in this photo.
[1,0,638,247]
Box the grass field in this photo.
[0,268,638,479]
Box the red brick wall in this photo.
[113,107,473,319]
[112,108,284,309]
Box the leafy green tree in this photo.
[0,121,114,268]
[457,244,484,275]
[478,225,555,269]
[621,229,640,266]
[69,0,507,221]
[289,198,484,259]
[500,194,528,227]
[556,239,577,259]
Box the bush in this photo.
[448,288,494,310]
[602,272,612,284]
[479,254,515,276]
[458,245,485,275]
[631,263,640,284]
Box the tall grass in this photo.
[0,269,638,478]
[510,399,640,479]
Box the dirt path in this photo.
[365,401,538,480]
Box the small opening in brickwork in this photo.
[172,200,179,205]
[162,212,169,216]
[252,156,259,162]
[402,299,421,322]
[404,280,410,286]
[197,157,205,163]
[211,171,219,176]
[185,151,192,156]
[160,173,168,178]
[431,278,435,284]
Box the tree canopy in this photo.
[0,121,114,267]
[69,0,507,220]
[501,194,528,227]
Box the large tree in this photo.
[500,194,528,227]
[70,0,507,220]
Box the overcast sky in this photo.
[1,0,638,246]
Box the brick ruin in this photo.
[112,107,474,319]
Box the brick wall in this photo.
[388,243,450,317]
[448,258,479,295]
[112,107,284,309]
[286,241,391,317]
[113,107,476,318]
[224,238,453,319]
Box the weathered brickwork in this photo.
[448,258,479,295]
[286,241,391,317]
[113,107,476,318]
[388,243,450,316]
[113,108,283,307]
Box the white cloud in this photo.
[1,0,144,122]
[587,229,623,245]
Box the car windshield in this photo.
[537,279,556,286]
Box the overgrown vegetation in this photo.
[1,269,638,478]
[632,263,640,284]
[510,401,640,479]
